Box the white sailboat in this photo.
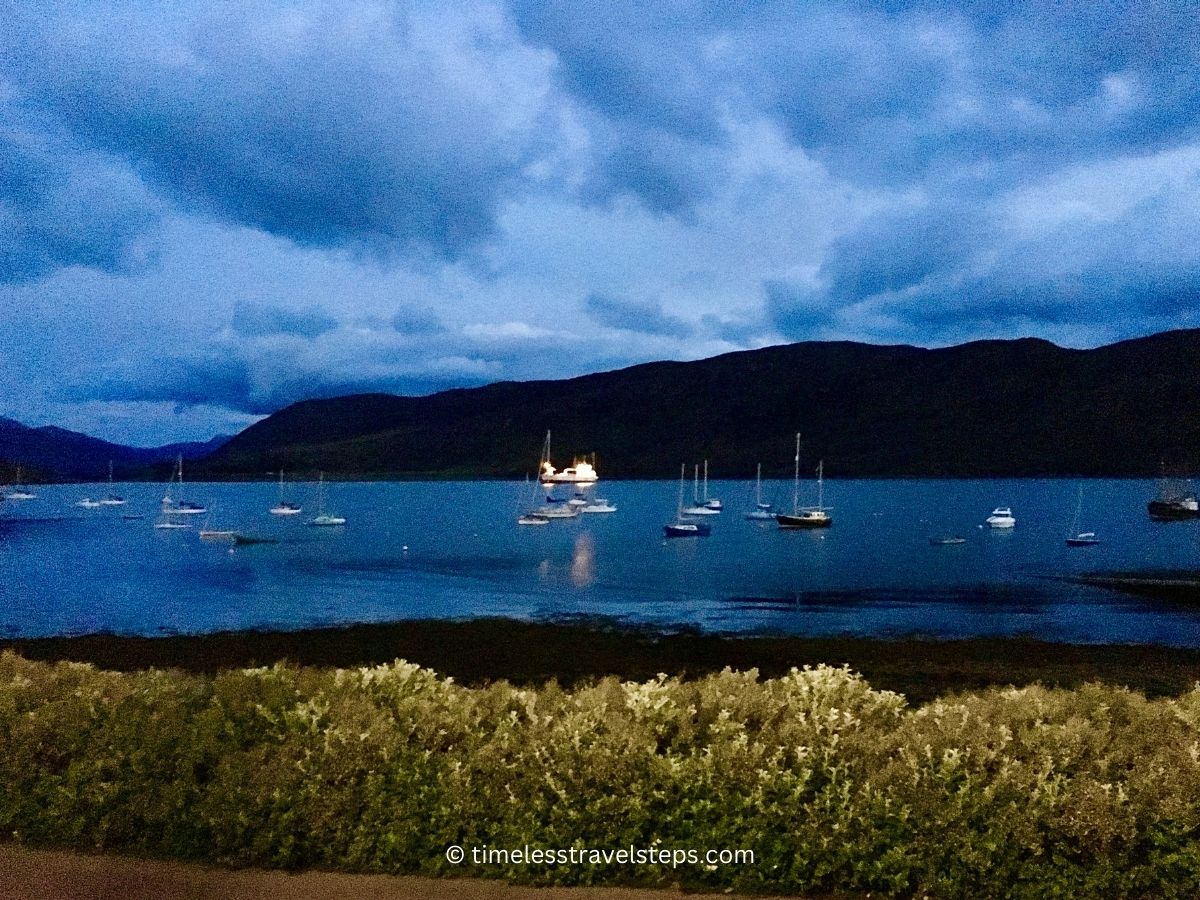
[701,459,722,511]
[4,468,36,501]
[76,497,103,509]
[744,463,773,520]
[161,455,206,515]
[776,434,831,529]
[682,464,719,515]
[99,461,127,506]
[664,464,711,537]
[269,469,302,516]
[1066,485,1100,546]
[308,472,346,526]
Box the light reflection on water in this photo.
[1,478,1199,645]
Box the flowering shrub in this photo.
[1,651,1198,897]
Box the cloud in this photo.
[390,306,445,335]
[584,292,693,338]
[0,117,160,282]
[3,1,563,261]
[231,301,338,338]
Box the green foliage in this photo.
[1,650,1198,897]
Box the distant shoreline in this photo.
[5,618,1200,704]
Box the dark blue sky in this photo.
[2,1,1199,444]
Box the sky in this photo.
[2,1,1199,445]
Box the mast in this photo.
[756,463,762,506]
[703,459,709,501]
[693,464,699,504]
[816,460,824,511]
[108,460,113,486]
[677,464,685,518]
[792,433,800,515]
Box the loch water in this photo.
[3,478,1200,646]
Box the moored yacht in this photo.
[744,463,773,520]
[776,435,831,529]
[985,507,1016,528]
[664,464,711,537]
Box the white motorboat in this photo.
[76,498,103,509]
[581,499,617,513]
[985,507,1016,528]
[538,430,599,484]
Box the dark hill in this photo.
[0,418,229,481]
[201,330,1200,479]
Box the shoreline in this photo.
[5,618,1200,704]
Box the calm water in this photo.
[2,479,1200,646]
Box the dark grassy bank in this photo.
[6,619,1200,704]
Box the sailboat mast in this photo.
[693,464,699,504]
[817,460,824,511]
[677,464,685,517]
[792,433,800,514]
[703,460,709,501]
[756,463,762,506]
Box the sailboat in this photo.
[308,472,347,526]
[76,497,103,509]
[269,470,302,516]
[744,463,773,520]
[682,464,719,515]
[517,473,551,525]
[161,455,206,515]
[1066,484,1100,546]
[776,434,831,529]
[1147,465,1200,521]
[702,459,722,511]
[664,464,711,537]
[4,468,36,501]
[99,461,127,506]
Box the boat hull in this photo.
[776,513,831,529]
[664,522,711,537]
[1148,500,1200,521]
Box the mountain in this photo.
[0,418,231,481]
[199,329,1200,479]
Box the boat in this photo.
[4,468,36,501]
[985,507,1016,528]
[744,463,774,520]
[199,529,238,542]
[532,503,579,519]
[664,464,712,537]
[930,536,967,546]
[153,517,192,530]
[308,472,347,526]
[1147,470,1200,521]
[682,464,720,515]
[581,499,617,513]
[76,498,103,509]
[1065,485,1100,546]
[702,460,722,511]
[269,469,302,516]
[517,513,550,526]
[161,455,206,515]
[538,431,599,484]
[776,435,831,529]
[98,461,126,506]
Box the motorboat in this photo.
[76,498,103,509]
[517,513,550,526]
[985,507,1016,528]
[537,430,599,484]
[581,499,617,513]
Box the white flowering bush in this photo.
[1,650,1198,897]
